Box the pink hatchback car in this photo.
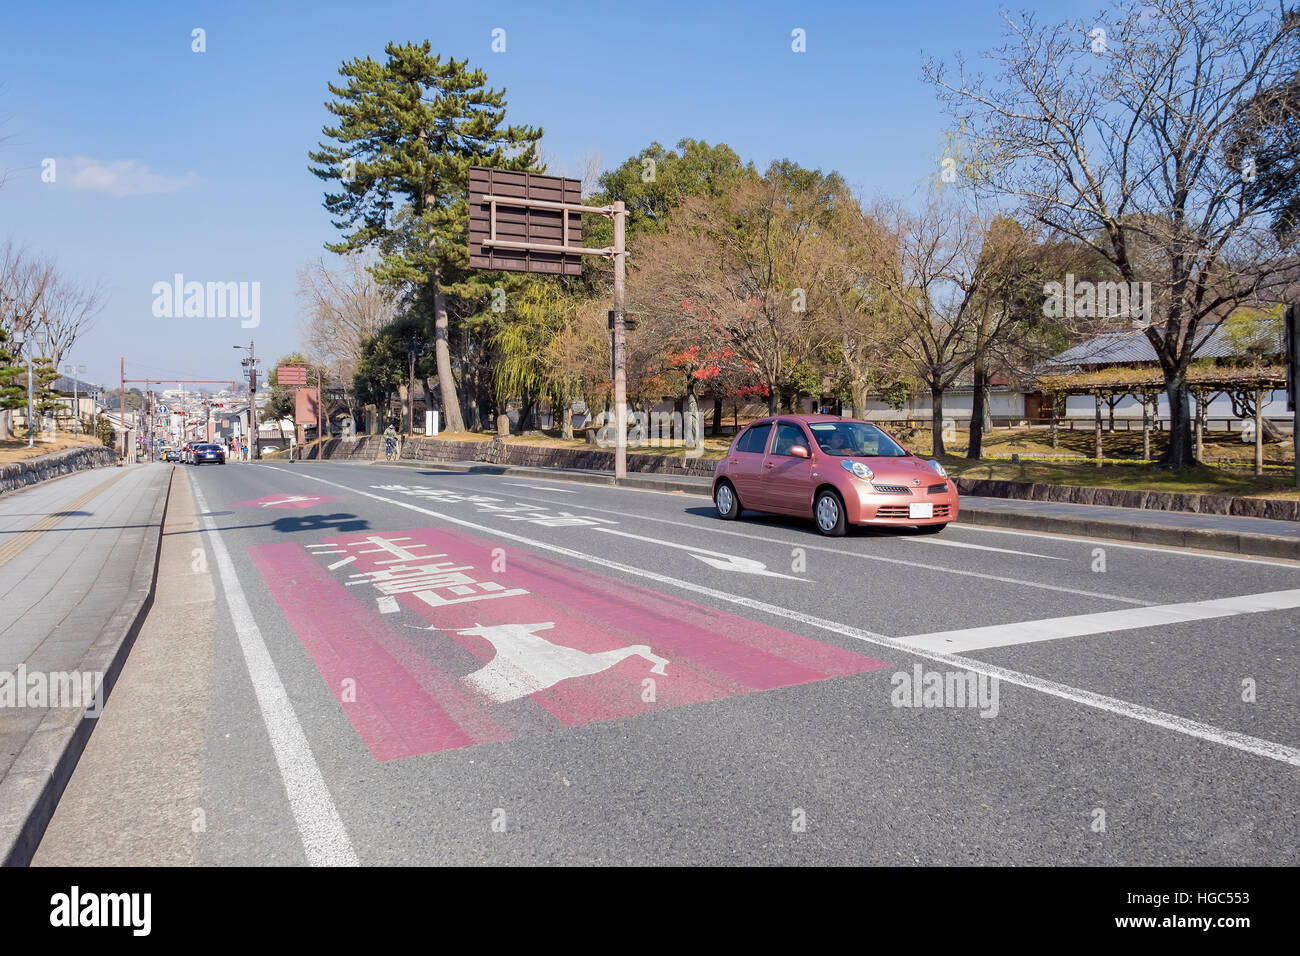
[712,415,959,536]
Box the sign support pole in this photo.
[612,200,628,481]
[1288,304,1299,490]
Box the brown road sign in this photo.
[469,167,584,275]
[277,365,308,386]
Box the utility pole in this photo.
[236,341,259,460]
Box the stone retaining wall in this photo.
[305,436,386,461]
[0,444,118,497]
[397,436,717,477]
[955,476,1300,522]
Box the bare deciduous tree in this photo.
[925,0,1300,467]
[865,198,1037,456]
[297,251,398,384]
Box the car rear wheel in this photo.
[714,481,742,520]
[814,489,847,537]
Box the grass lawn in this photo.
[892,426,1299,499]
[0,430,105,465]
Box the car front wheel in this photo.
[714,481,742,520]
[814,489,847,537]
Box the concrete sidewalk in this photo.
[0,462,171,865]
[358,457,1300,561]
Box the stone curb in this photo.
[0,467,173,866]
[955,476,1300,522]
[956,504,1300,560]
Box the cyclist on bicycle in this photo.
[383,423,398,459]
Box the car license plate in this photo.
[909,503,934,519]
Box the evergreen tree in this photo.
[0,329,27,417]
[32,357,61,420]
[309,42,543,433]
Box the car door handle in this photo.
[765,462,775,469]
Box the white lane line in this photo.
[503,481,577,493]
[899,588,1300,653]
[192,482,359,866]
[897,536,1065,559]
[395,478,1151,607]
[270,466,1300,769]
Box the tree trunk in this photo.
[967,364,986,460]
[1094,393,1103,467]
[431,273,465,433]
[852,380,870,421]
[398,382,411,437]
[766,379,778,415]
[0,409,11,441]
[1162,373,1195,468]
[686,381,700,449]
[930,387,946,457]
[1254,388,1264,476]
[711,395,722,437]
[560,394,574,440]
[1142,396,1151,460]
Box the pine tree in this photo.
[0,329,26,412]
[0,329,29,440]
[32,357,61,422]
[309,42,543,433]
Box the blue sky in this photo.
[0,0,1096,391]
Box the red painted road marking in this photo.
[234,493,339,510]
[250,526,888,761]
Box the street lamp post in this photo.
[62,363,87,437]
[12,330,34,448]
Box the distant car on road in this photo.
[711,415,958,536]
[191,442,226,465]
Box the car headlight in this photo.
[927,459,947,478]
[840,459,874,480]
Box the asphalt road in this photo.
[36,459,1300,865]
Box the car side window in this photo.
[736,423,772,455]
[770,423,808,457]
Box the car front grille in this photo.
[875,504,951,519]
[927,483,948,495]
[871,483,912,495]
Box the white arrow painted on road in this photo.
[594,527,807,580]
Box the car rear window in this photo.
[736,423,772,455]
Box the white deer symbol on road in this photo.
[458,622,669,703]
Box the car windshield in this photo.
[808,421,909,458]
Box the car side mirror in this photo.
[790,445,810,459]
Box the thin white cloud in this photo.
[59,156,200,196]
